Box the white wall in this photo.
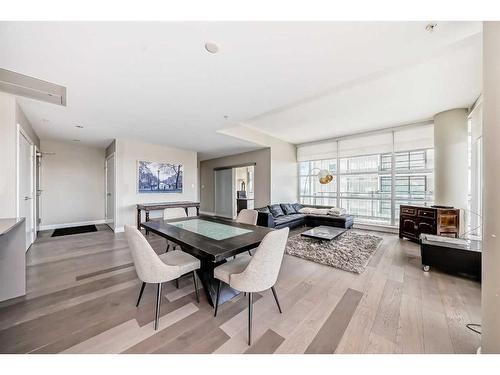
[482,21,500,354]
[40,139,106,228]
[114,139,198,231]
[433,108,469,211]
[0,92,17,217]
[0,93,40,218]
[270,140,298,203]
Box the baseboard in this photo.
[199,211,215,216]
[39,219,106,231]
[353,222,398,234]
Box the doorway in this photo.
[17,127,35,250]
[214,168,234,218]
[234,165,255,217]
[214,163,256,219]
[105,153,116,230]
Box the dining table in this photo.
[141,215,274,307]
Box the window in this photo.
[297,124,434,227]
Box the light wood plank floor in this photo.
[0,225,481,354]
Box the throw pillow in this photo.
[281,203,296,215]
[298,207,314,214]
[310,208,330,215]
[268,204,285,218]
[292,203,303,213]
[328,207,347,216]
[257,206,271,214]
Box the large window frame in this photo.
[298,130,434,227]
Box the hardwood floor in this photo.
[0,225,481,354]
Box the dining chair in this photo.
[124,225,200,330]
[213,227,289,345]
[163,207,188,252]
[235,209,258,225]
[235,209,258,256]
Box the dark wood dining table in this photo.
[141,216,274,307]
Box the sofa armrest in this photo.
[257,211,275,228]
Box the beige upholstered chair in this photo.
[213,227,289,345]
[163,207,188,252]
[124,225,200,330]
[235,209,258,256]
[235,209,258,225]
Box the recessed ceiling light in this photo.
[75,125,84,128]
[205,41,219,54]
[72,139,80,142]
[425,23,438,33]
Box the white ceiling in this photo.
[0,22,482,159]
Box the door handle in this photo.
[24,196,32,200]
[107,193,112,196]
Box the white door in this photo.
[105,154,115,230]
[18,131,34,250]
[215,169,234,218]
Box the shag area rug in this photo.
[285,230,383,274]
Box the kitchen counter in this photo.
[0,217,26,302]
[0,217,25,236]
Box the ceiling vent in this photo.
[0,68,66,106]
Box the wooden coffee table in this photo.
[301,226,347,241]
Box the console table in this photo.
[136,201,200,232]
[399,205,460,242]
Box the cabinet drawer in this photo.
[401,207,416,216]
[418,209,436,219]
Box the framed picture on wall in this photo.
[137,160,183,193]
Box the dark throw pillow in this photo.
[281,203,296,215]
[257,206,270,214]
[292,203,303,213]
[268,204,285,218]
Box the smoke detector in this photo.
[205,42,219,54]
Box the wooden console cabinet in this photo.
[399,205,460,242]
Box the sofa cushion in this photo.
[268,204,285,218]
[280,203,296,215]
[274,214,305,226]
[292,203,303,213]
[257,206,270,214]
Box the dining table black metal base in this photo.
[196,257,240,307]
[140,216,274,308]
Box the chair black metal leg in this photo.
[165,242,170,253]
[154,283,162,330]
[175,278,179,289]
[248,292,253,346]
[271,286,282,313]
[136,282,146,307]
[214,280,221,317]
[248,250,252,256]
[192,271,199,303]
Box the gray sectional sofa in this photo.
[256,203,354,230]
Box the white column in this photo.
[433,108,468,210]
[482,21,500,354]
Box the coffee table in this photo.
[301,226,347,241]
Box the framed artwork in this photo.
[137,160,183,193]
